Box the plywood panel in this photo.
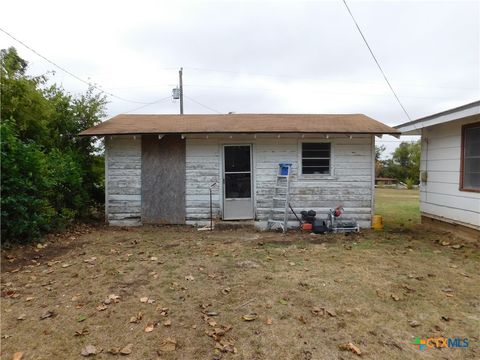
[142,135,186,224]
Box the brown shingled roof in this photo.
[79,114,399,136]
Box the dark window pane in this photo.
[225,173,251,198]
[301,143,331,175]
[465,126,480,157]
[463,125,480,189]
[302,149,330,158]
[302,166,330,175]
[224,146,251,172]
[303,158,330,167]
[465,158,480,173]
[302,143,330,151]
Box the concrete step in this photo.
[214,220,256,230]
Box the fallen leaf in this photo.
[242,313,258,321]
[279,299,288,305]
[206,311,219,317]
[163,319,172,327]
[441,288,454,293]
[107,348,120,355]
[96,304,108,311]
[339,342,362,356]
[451,244,463,249]
[25,296,35,302]
[108,294,120,302]
[81,344,97,357]
[40,310,56,320]
[266,318,273,325]
[147,298,155,304]
[445,293,454,298]
[129,312,143,323]
[326,309,337,317]
[207,319,217,327]
[221,287,231,295]
[441,241,450,246]
[120,343,133,355]
[144,324,155,332]
[391,294,400,301]
[441,316,450,322]
[185,274,195,281]
[77,314,87,322]
[150,256,158,261]
[62,263,72,268]
[75,327,89,336]
[311,307,325,316]
[12,352,24,360]
[409,320,420,327]
[140,297,148,303]
[158,338,177,352]
[17,314,26,320]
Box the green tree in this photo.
[1,47,107,243]
[375,144,386,177]
[380,141,421,184]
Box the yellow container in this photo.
[372,215,384,230]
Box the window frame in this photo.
[298,140,335,179]
[459,121,480,193]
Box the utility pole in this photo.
[179,67,184,114]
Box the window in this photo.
[301,142,331,175]
[460,122,480,192]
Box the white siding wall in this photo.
[105,136,142,226]
[421,118,480,230]
[185,139,221,222]
[185,135,374,229]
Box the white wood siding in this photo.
[105,136,142,226]
[420,118,480,230]
[185,135,374,228]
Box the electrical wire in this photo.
[123,95,173,113]
[0,27,154,105]
[184,95,222,114]
[341,0,412,121]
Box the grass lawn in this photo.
[375,188,420,229]
[1,190,479,360]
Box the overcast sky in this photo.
[1,0,479,156]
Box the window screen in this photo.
[301,143,331,175]
[462,123,480,191]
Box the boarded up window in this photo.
[301,142,331,175]
[461,122,480,191]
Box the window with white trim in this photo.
[301,142,331,175]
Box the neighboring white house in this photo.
[396,101,480,237]
[80,114,399,229]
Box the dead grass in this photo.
[1,196,479,359]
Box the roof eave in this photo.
[79,130,400,137]
[396,100,480,133]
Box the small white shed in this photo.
[396,101,480,238]
[80,114,399,229]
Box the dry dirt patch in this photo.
[1,225,479,359]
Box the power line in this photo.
[0,27,154,105]
[184,95,222,114]
[341,0,412,121]
[123,95,173,113]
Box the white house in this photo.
[396,101,480,238]
[80,114,399,229]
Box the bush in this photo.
[1,47,107,243]
[405,178,416,190]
